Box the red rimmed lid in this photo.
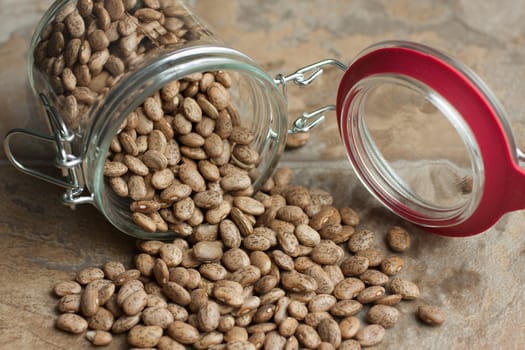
[335,41,525,237]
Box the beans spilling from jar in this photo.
[103,68,260,235]
[53,168,445,349]
[33,0,209,129]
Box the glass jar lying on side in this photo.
[8,0,288,239]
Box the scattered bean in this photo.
[417,304,446,326]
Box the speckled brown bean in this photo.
[111,314,140,334]
[333,278,365,300]
[200,264,227,282]
[317,318,342,348]
[330,300,363,317]
[160,183,192,202]
[339,316,360,339]
[234,196,265,216]
[339,207,360,226]
[366,304,400,328]
[182,97,203,122]
[117,279,144,306]
[57,294,81,313]
[305,264,334,295]
[193,190,223,209]
[348,230,375,253]
[374,294,403,306]
[197,301,220,332]
[109,177,128,196]
[86,330,113,346]
[281,271,318,293]
[229,207,253,237]
[229,126,255,145]
[355,324,385,347]
[152,168,175,189]
[207,82,230,110]
[193,241,223,263]
[357,286,386,304]
[359,270,389,286]
[296,324,322,349]
[276,317,297,337]
[272,167,292,187]
[248,251,271,276]
[103,261,126,281]
[132,212,157,232]
[356,248,384,267]
[307,294,337,313]
[124,155,149,176]
[224,326,249,343]
[128,325,163,348]
[220,172,252,191]
[229,265,261,287]
[261,331,284,349]
[198,160,220,181]
[76,267,105,285]
[294,224,321,247]
[122,289,148,315]
[56,313,88,334]
[105,0,126,20]
[159,244,183,267]
[243,234,271,252]
[128,174,148,200]
[380,256,404,276]
[206,201,232,225]
[163,281,191,306]
[167,321,200,344]
[179,163,206,192]
[157,336,186,350]
[389,278,420,300]
[386,226,411,252]
[219,219,242,249]
[80,287,99,317]
[212,280,244,307]
[338,339,362,350]
[87,307,114,331]
[310,240,344,265]
[142,307,174,329]
[65,11,85,38]
[54,280,82,297]
[284,300,306,320]
[418,304,446,326]
[340,255,369,276]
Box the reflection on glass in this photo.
[362,82,473,209]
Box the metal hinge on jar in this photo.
[274,59,348,134]
[4,93,94,208]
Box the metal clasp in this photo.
[274,59,348,134]
[3,94,94,208]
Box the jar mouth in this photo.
[340,74,484,227]
[85,44,287,239]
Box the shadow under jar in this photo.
[17,0,288,239]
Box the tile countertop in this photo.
[1,1,525,349]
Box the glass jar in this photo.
[6,0,291,239]
[6,0,525,238]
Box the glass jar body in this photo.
[28,0,288,239]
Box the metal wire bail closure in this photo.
[274,59,347,134]
[3,94,93,208]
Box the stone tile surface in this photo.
[0,1,525,349]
